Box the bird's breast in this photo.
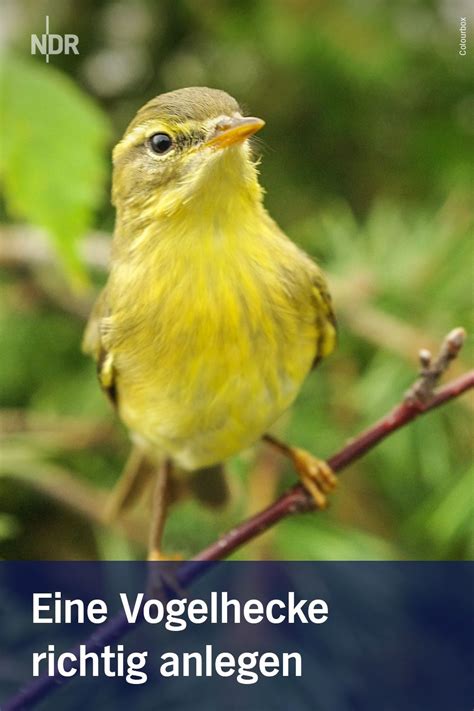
[105,220,317,467]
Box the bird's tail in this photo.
[188,464,230,508]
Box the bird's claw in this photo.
[291,448,337,509]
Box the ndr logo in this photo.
[31,16,79,62]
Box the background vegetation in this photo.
[0,0,472,560]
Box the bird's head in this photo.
[112,87,265,225]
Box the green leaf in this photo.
[0,54,110,284]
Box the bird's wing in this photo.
[310,269,337,368]
[82,289,117,405]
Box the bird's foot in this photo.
[147,549,182,562]
[290,448,337,509]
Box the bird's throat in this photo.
[116,146,265,260]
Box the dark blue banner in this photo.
[1,562,472,710]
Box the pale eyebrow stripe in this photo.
[113,120,192,161]
[112,115,229,161]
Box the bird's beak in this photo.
[205,116,265,149]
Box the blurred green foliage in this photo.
[0,0,472,561]
[1,55,110,280]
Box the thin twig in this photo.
[404,327,466,404]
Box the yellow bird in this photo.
[83,87,337,559]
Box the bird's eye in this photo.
[149,133,173,155]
